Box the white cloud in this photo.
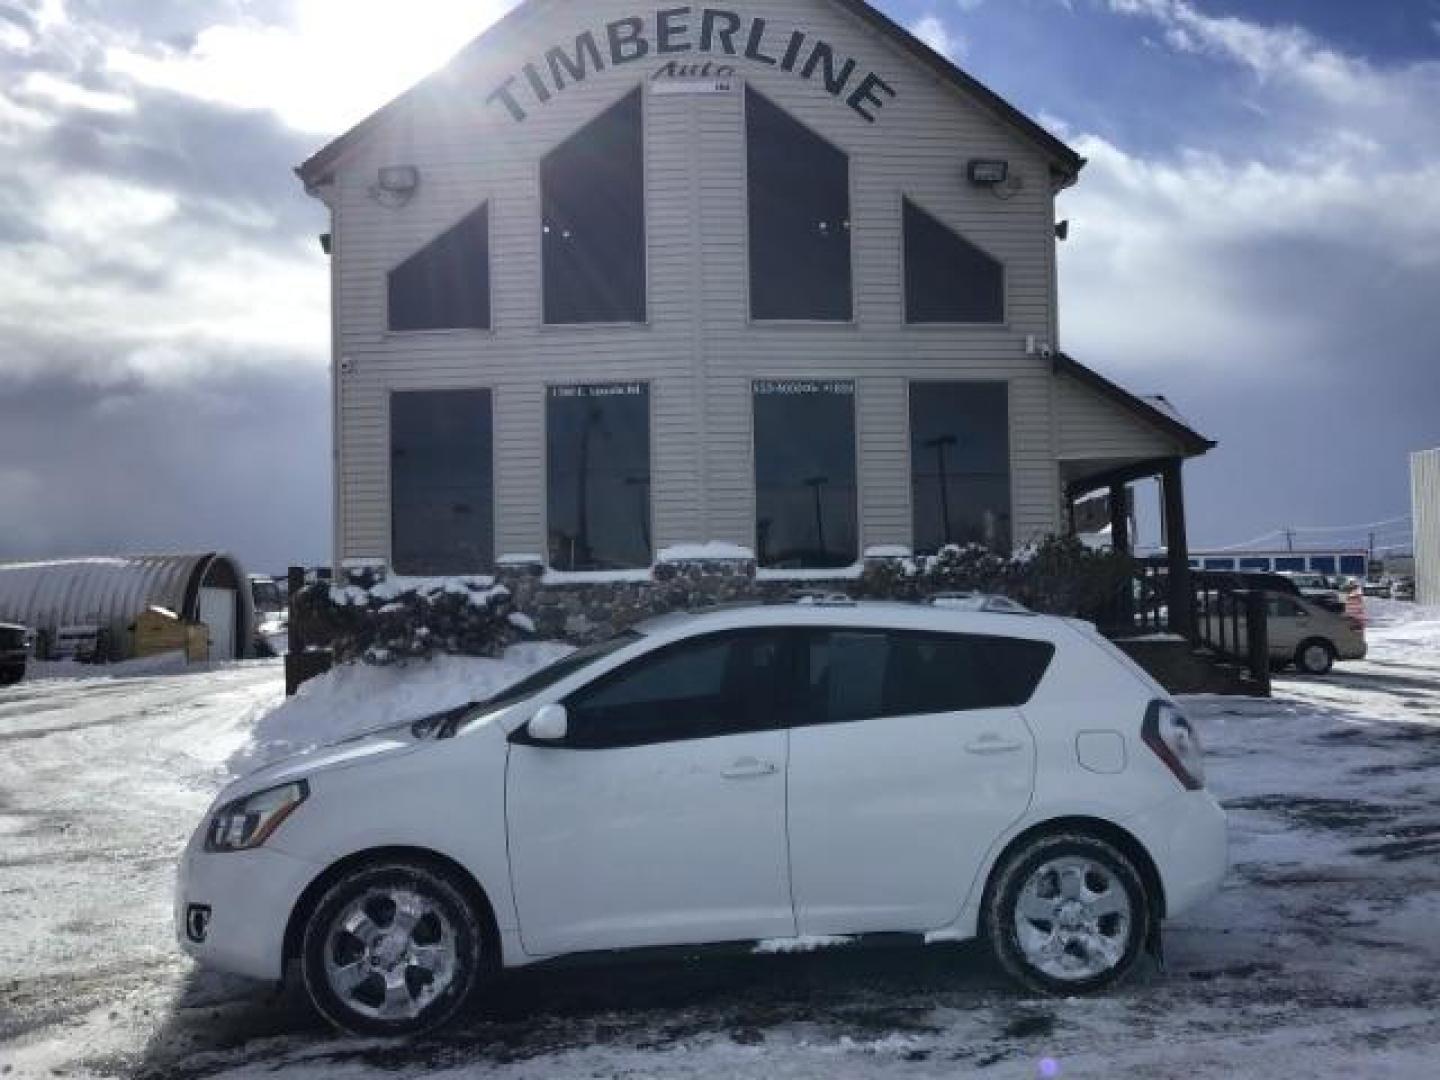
[910,14,964,61]
[1107,0,1388,106]
[18,72,135,115]
[105,0,519,135]
[1061,6,1440,384]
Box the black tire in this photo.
[983,832,1151,996]
[301,860,489,1037]
[1295,639,1336,676]
[0,666,23,687]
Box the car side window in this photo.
[804,629,1053,725]
[562,631,795,749]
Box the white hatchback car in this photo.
[177,602,1227,1036]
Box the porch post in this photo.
[1161,458,1195,639]
[1109,482,1131,556]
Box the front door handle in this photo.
[965,735,1025,756]
[722,757,779,779]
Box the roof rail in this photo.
[928,592,1034,616]
[790,591,857,607]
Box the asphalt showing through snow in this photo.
[2,615,1439,1079]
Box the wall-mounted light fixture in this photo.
[370,165,420,208]
[1055,220,1071,241]
[966,159,1010,186]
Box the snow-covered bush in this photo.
[294,569,520,666]
[858,536,1133,622]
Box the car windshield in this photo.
[431,631,643,739]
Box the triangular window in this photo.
[388,204,491,332]
[904,199,1004,324]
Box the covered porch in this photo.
[1051,354,1215,643]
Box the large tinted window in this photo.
[388,204,491,332]
[747,87,852,321]
[910,382,1012,554]
[547,383,651,572]
[563,631,795,748]
[805,630,1053,723]
[390,391,493,574]
[542,88,646,324]
[754,381,858,569]
[904,199,1004,324]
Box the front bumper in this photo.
[175,836,320,982]
[1124,790,1228,919]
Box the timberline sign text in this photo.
[487,8,897,124]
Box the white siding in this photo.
[1414,449,1440,606]
[320,0,1175,567]
[1054,371,1182,463]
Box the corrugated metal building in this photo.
[296,0,1213,593]
[1414,449,1440,606]
[0,555,255,661]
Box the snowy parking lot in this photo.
[2,604,1439,1079]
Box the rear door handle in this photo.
[965,735,1025,756]
[722,757,779,779]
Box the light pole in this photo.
[805,475,830,559]
[923,434,958,544]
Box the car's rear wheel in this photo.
[301,860,488,1037]
[984,832,1151,996]
[1296,639,1336,676]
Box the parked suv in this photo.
[177,601,1227,1036]
[0,622,28,686]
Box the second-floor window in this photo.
[388,204,491,332]
[542,88,647,324]
[903,199,1004,324]
[746,87,853,322]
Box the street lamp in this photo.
[923,435,958,544]
[805,475,830,559]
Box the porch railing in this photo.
[1109,560,1271,695]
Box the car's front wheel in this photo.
[301,860,488,1037]
[983,832,1151,996]
[1295,639,1336,676]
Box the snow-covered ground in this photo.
[1,603,1438,1079]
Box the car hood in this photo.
[218,721,426,804]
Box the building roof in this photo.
[1054,352,1217,458]
[295,0,1086,190]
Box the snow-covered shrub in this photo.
[858,536,1133,622]
[294,568,520,666]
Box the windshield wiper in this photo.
[412,703,476,741]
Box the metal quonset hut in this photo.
[298,0,1214,627]
[0,555,256,662]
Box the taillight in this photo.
[1142,700,1205,791]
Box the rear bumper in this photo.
[1124,791,1228,919]
[175,835,320,982]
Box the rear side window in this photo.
[805,630,1053,724]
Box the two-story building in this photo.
[298,0,1212,612]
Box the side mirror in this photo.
[527,704,569,743]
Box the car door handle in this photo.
[965,736,1025,756]
[722,757,779,779]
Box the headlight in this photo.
[205,781,309,853]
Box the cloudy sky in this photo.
[0,0,1436,572]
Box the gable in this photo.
[296,0,1083,189]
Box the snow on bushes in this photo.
[294,570,521,666]
[296,536,1135,666]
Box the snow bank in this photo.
[229,644,572,774]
